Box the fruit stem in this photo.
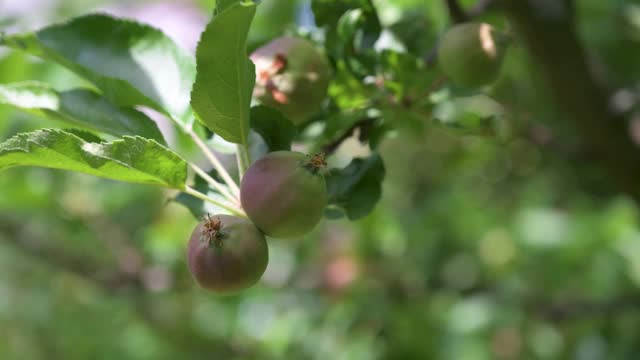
[168,115,241,198]
[186,128,241,198]
[183,186,247,218]
[189,163,240,204]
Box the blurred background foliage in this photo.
[2,0,640,359]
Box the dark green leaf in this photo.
[313,0,381,78]
[433,95,508,137]
[312,0,380,48]
[250,106,296,152]
[190,1,257,145]
[0,129,186,188]
[0,14,196,122]
[312,109,369,151]
[326,153,385,220]
[381,107,427,133]
[378,50,435,102]
[388,12,434,55]
[0,81,165,143]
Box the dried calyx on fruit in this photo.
[241,151,328,239]
[438,22,509,87]
[251,37,331,125]
[187,214,268,294]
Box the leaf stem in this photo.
[188,163,239,204]
[183,186,246,217]
[236,143,251,179]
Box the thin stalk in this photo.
[186,129,241,197]
[168,115,240,199]
[183,186,246,217]
[189,163,239,204]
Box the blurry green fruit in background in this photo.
[438,22,508,87]
[251,37,331,125]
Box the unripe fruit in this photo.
[251,37,331,125]
[187,215,268,294]
[438,22,508,87]
[241,151,327,239]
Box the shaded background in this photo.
[2,0,640,359]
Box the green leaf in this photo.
[250,106,296,152]
[0,14,196,122]
[0,129,187,188]
[336,8,364,40]
[388,13,434,55]
[190,1,257,144]
[0,81,165,144]
[313,0,381,78]
[378,50,435,102]
[62,128,104,143]
[216,0,240,13]
[312,0,380,44]
[433,94,509,138]
[380,107,426,133]
[328,60,378,110]
[326,153,385,220]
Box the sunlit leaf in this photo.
[0,129,186,188]
[0,14,196,122]
[190,1,257,144]
[0,81,165,143]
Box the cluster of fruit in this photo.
[187,21,508,294]
[188,37,331,294]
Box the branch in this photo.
[502,0,640,203]
[321,117,376,156]
[530,294,640,322]
[468,0,499,18]
[443,0,503,25]
[445,0,470,23]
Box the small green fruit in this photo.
[438,22,508,87]
[187,215,268,294]
[251,37,331,125]
[240,151,328,239]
